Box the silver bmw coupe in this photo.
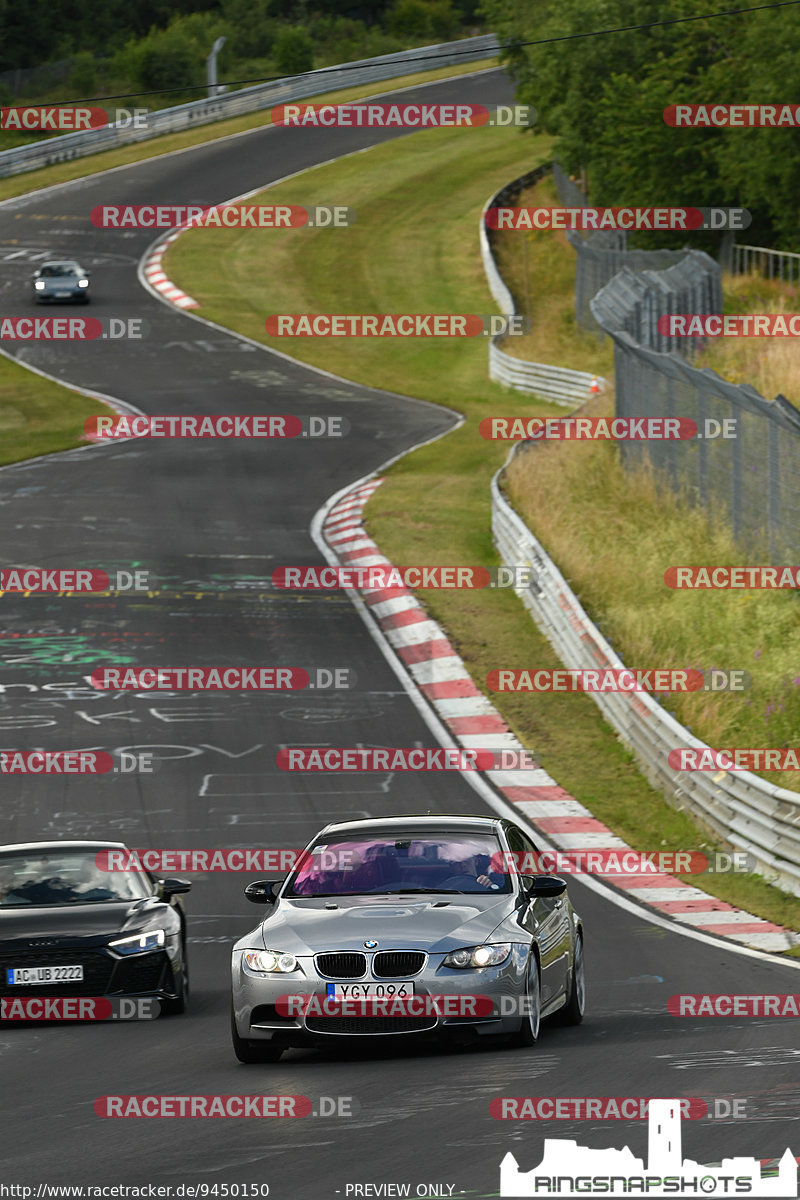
[231,814,585,1062]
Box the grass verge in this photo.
[166,127,800,938]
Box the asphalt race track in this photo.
[0,69,798,1197]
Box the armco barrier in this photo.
[480,163,606,404]
[0,35,499,178]
[491,455,800,899]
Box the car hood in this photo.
[0,899,164,946]
[256,893,516,955]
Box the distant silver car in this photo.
[231,814,585,1062]
[32,260,91,304]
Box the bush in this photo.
[69,52,97,96]
[386,0,459,41]
[273,26,314,75]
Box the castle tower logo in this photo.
[500,1098,797,1196]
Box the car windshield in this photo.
[40,265,79,278]
[0,850,151,907]
[284,831,512,898]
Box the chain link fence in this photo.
[552,163,705,335]
[590,276,800,560]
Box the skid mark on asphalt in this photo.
[658,1047,800,1069]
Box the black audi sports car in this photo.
[0,840,190,1015]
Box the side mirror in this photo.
[244,879,281,904]
[521,874,567,898]
[159,877,191,899]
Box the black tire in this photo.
[230,1002,284,1063]
[161,959,189,1016]
[513,949,541,1046]
[556,932,585,1026]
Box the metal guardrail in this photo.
[0,35,499,178]
[479,163,606,405]
[730,242,800,284]
[492,457,800,899]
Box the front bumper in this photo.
[231,945,530,1045]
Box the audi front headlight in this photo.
[243,949,298,974]
[109,929,166,955]
[443,943,511,969]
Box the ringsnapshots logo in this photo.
[499,1098,797,1196]
[271,102,536,128]
[264,314,526,337]
[484,207,751,232]
[91,204,353,229]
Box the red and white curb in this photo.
[323,478,800,954]
[141,231,198,310]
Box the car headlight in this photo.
[109,929,166,955]
[34,281,46,290]
[443,943,511,969]
[78,278,89,287]
[243,949,297,974]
